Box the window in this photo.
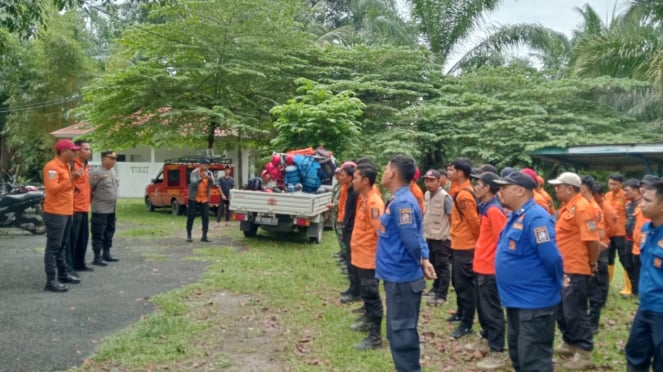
[167,169,180,187]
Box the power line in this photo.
[0,97,81,114]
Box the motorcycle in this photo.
[0,173,46,234]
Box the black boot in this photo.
[44,280,68,292]
[58,272,81,284]
[354,321,382,350]
[92,252,107,266]
[103,249,119,262]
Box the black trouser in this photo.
[70,211,89,270]
[557,274,593,351]
[608,236,624,266]
[215,199,230,222]
[358,268,383,326]
[476,274,505,351]
[626,310,663,371]
[43,213,72,281]
[632,254,641,296]
[507,306,557,372]
[91,212,116,256]
[186,200,209,239]
[452,249,476,328]
[589,250,610,330]
[427,239,451,300]
[621,239,634,281]
[385,279,425,372]
[343,230,360,297]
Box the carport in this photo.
[529,143,663,176]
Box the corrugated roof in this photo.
[50,122,95,138]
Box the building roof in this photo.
[529,143,663,175]
[50,122,95,139]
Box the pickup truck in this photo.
[229,189,332,243]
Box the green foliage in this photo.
[270,79,364,158]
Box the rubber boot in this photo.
[620,272,632,296]
[562,348,593,370]
[186,229,193,242]
[103,248,119,262]
[607,264,615,283]
[92,251,107,266]
[354,320,382,350]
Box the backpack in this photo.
[247,177,263,191]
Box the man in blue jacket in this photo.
[494,171,564,372]
[377,154,436,372]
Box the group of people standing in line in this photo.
[42,139,120,293]
[329,154,663,372]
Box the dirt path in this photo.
[0,223,271,372]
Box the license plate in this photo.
[255,216,278,226]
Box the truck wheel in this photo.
[146,197,155,212]
[243,222,258,237]
[172,200,184,216]
[308,223,323,244]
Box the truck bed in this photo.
[229,190,332,217]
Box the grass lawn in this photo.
[74,199,639,371]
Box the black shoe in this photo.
[349,320,370,332]
[352,305,366,314]
[451,325,473,339]
[92,257,108,266]
[592,326,599,335]
[340,294,361,303]
[186,237,193,242]
[75,266,94,272]
[103,255,119,262]
[446,313,461,322]
[339,289,351,296]
[354,336,382,350]
[201,238,212,243]
[44,280,68,292]
[59,273,81,284]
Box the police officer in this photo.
[186,158,214,243]
[625,181,663,372]
[494,171,563,372]
[377,154,436,372]
[90,150,120,266]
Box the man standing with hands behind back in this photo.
[90,150,120,266]
[186,158,213,243]
[377,154,436,372]
[42,139,82,292]
[70,140,93,272]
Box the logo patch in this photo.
[534,226,551,243]
[512,222,523,230]
[399,208,412,225]
[569,206,576,214]
[371,208,380,220]
[509,240,516,250]
[655,257,662,269]
[585,220,596,232]
[48,170,57,180]
[657,239,663,248]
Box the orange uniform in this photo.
[538,188,555,215]
[195,174,209,203]
[450,180,480,250]
[632,205,649,255]
[588,199,608,249]
[350,189,385,269]
[72,158,90,213]
[43,157,74,216]
[337,184,348,223]
[533,191,550,214]
[600,200,618,241]
[605,189,626,236]
[410,181,425,213]
[473,199,506,275]
[555,193,600,275]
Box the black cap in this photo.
[471,171,500,187]
[494,171,537,190]
[640,174,660,186]
[101,151,117,158]
[422,169,441,179]
[200,158,211,165]
[500,167,516,178]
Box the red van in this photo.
[145,156,234,215]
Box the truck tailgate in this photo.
[229,190,332,217]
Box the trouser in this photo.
[357,268,383,326]
[343,230,359,297]
[506,306,557,372]
[91,212,116,256]
[385,279,425,372]
[589,250,610,330]
[608,236,624,265]
[334,222,345,256]
[452,249,476,328]
[427,239,451,300]
[625,309,663,371]
[186,200,209,238]
[43,213,72,281]
[475,274,505,352]
[622,239,635,282]
[632,253,641,295]
[215,199,230,222]
[70,211,89,269]
[557,274,593,351]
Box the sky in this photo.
[424,0,631,70]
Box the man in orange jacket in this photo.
[605,173,627,288]
[42,139,82,292]
[70,140,93,272]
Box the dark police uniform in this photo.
[625,222,663,371]
[495,198,563,372]
[376,186,429,372]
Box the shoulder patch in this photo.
[399,208,412,225]
[585,220,596,232]
[371,208,380,220]
[569,206,576,214]
[47,170,57,180]
[534,226,551,243]
[655,257,662,269]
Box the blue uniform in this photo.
[376,186,429,282]
[376,186,429,372]
[626,222,663,370]
[495,198,563,309]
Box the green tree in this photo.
[270,79,364,159]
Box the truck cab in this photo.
[145,156,233,215]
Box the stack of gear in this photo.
[260,146,337,193]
